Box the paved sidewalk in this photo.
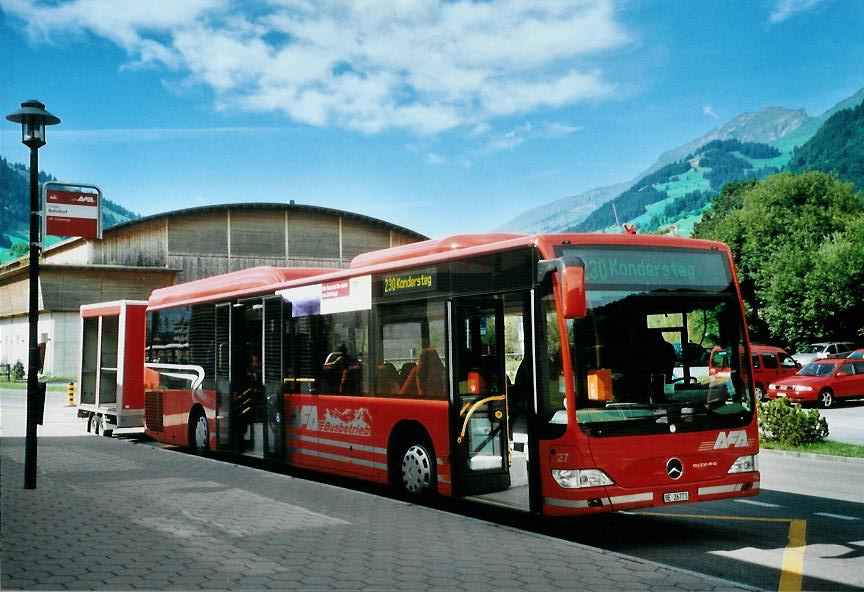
[0,436,754,591]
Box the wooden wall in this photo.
[33,206,421,284]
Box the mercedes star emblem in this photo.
[666,458,683,480]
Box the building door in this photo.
[449,296,510,495]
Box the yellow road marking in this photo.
[778,519,806,592]
[635,512,806,592]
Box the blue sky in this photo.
[2,0,863,238]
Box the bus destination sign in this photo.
[562,246,731,291]
[382,269,436,296]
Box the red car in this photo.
[709,345,799,401]
[767,358,864,408]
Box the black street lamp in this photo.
[6,99,61,489]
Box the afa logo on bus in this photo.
[698,430,749,451]
[289,405,372,437]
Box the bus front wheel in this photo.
[393,436,437,497]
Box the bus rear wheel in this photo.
[394,436,436,497]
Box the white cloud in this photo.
[703,104,719,118]
[48,126,295,143]
[3,0,631,134]
[769,0,823,23]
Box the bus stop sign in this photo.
[43,182,103,239]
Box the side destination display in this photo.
[382,269,436,296]
[278,275,372,317]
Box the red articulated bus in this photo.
[139,233,760,515]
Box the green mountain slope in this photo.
[497,105,814,233]
[573,140,784,234]
[0,157,139,264]
[788,97,864,190]
[499,86,864,235]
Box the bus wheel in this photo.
[398,438,436,497]
[190,411,209,453]
[86,413,95,433]
[91,414,101,435]
[818,389,835,409]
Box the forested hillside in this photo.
[788,98,864,191]
[573,139,782,233]
[499,86,864,236]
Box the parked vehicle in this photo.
[767,358,864,408]
[846,348,864,360]
[709,345,799,401]
[77,301,148,435]
[673,341,710,366]
[127,233,761,516]
[792,342,857,366]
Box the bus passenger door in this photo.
[215,302,232,450]
[450,296,510,495]
[262,295,285,462]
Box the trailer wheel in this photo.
[101,416,113,437]
[190,410,209,453]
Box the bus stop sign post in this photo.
[5,99,60,490]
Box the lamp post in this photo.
[6,100,60,489]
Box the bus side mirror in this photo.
[560,265,587,319]
[537,257,587,319]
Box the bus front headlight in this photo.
[552,469,614,488]
[728,454,758,473]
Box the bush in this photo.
[11,360,25,381]
[758,398,829,446]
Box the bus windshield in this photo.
[558,245,754,437]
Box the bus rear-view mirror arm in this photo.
[537,257,587,319]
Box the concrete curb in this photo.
[760,447,864,464]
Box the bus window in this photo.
[288,311,370,395]
[379,301,447,399]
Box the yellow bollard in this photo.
[67,382,75,407]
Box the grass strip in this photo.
[761,439,864,459]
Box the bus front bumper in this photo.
[542,471,760,516]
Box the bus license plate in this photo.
[663,491,689,503]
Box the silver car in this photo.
[792,342,857,366]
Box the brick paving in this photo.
[1,436,755,591]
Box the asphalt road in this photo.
[3,388,863,591]
[529,456,864,591]
[818,399,864,445]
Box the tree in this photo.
[693,172,864,347]
[10,242,28,259]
